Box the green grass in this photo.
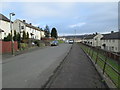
[80,44,120,88]
[57,40,64,44]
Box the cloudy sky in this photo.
[0,1,118,36]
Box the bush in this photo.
[20,43,28,50]
[34,40,40,47]
[39,43,45,47]
[4,33,12,41]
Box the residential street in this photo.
[2,44,72,88]
[1,3,118,89]
[46,43,107,88]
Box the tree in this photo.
[26,32,29,39]
[44,25,50,38]
[16,33,20,42]
[16,33,21,49]
[22,31,26,40]
[51,27,58,39]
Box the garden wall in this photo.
[0,41,18,53]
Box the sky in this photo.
[0,1,118,36]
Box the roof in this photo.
[84,34,96,39]
[101,32,120,40]
[18,19,43,32]
[0,13,10,22]
[0,29,4,32]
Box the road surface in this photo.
[2,44,72,88]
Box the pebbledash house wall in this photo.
[13,19,43,40]
[0,20,12,39]
[0,41,18,54]
[101,39,120,53]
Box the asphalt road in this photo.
[2,44,72,88]
[47,43,107,88]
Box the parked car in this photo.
[51,40,59,46]
[68,40,74,44]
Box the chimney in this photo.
[29,23,32,25]
[23,20,26,23]
[96,32,98,35]
[111,31,114,33]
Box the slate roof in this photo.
[18,19,42,31]
[84,34,96,39]
[0,29,4,32]
[0,13,10,22]
[101,32,120,40]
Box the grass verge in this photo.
[80,44,120,88]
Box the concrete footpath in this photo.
[45,43,108,88]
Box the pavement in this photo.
[45,43,108,88]
[2,43,72,88]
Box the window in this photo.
[90,42,92,45]
[21,26,24,29]
[111,46,114,51]
[115,47,117,50]
[4,33,6,36]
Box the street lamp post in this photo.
[9,13,15,55]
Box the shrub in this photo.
[20,43,28,50]
[34,40,40,47]
[4,33,12,41]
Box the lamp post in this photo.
[9,13,15,55]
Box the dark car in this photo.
[51,40,59,46]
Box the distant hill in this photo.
[59,35,88,39]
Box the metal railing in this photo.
[80,43,120,88]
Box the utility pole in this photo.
[9,13,15,55]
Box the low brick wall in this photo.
[0,41,18,53]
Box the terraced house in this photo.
[101,31,120,53]
[82,33,103,47]
[0,13,12,40]
[13,19,45,40]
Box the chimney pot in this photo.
[23,20,26,23]
[111,31,114,33]
[96,32,98,35]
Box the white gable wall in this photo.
[0,20,11,39]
